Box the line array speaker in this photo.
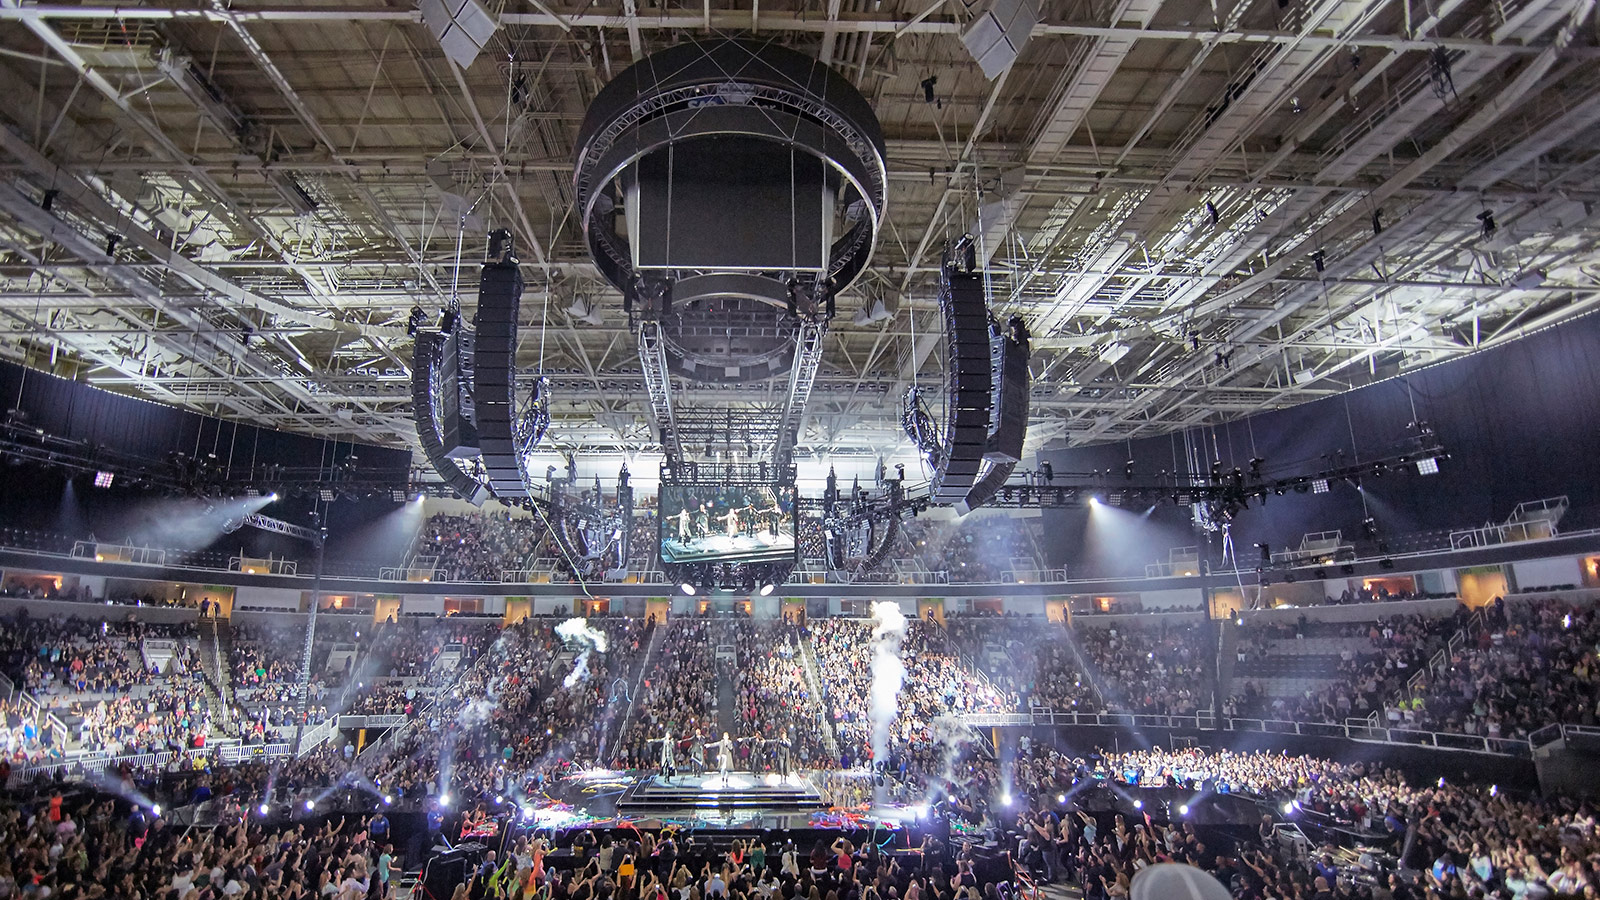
[473,253,527,499]
[985,319,1031,465]
[411,333,489,505]
[929,254,994,505]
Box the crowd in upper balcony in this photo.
[893,515,1045,582]
[1399,596,1600,738]
[1077,621,1215,716]
[1227,613,1460,724]
[414,511,554,582]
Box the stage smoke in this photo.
[556,617,609,687]
[925,717,974,803]
[868,601,907,771]
[457,698,496,727]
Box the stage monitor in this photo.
[659,483,797,564]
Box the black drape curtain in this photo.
[1038,310,1600,575]
[0,359,411,478]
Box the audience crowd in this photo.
[945,614,1104,713]
[1399,597,1600,738]
[1228,614,1459,724]
[414,512,555,582]
[1078,622,1214,716]
[812,617,1014,763]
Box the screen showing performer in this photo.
[659,483,797,564]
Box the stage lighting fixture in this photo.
[680,582,697,596]
[1179,804,1190,816]
[1132,799,1143,810]
[1417,457,1439,475]
[759,583,776,596]
[258,803,270,816]
[392,490,408,502]
[1001,793,1013,806]
[1311,479,1329,494]
[151,804,161,816]
[319,488,335,502]
[93,471,114,488]
[1281,801,1294,815]
[439,793,452,807]
[304,800,315,811]
[1088,495,1101,506]
[1057,793,1066,804]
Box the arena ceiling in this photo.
[0,0,1597,473]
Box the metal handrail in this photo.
[972,709,1553,757]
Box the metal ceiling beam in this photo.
[1,5,1594,57]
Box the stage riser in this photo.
[617,774,825,813]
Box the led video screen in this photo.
[659,483,797,564]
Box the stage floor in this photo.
[529,768,929,834]
[660,530,796,564]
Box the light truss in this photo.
[0,0,1591,465]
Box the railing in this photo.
[1510,495,1570,525]
[296,716,339,756]
[7,742,294,786]
[8,522,1600,590]
[0,671,71,751]
[336,714,407,730]
[378,565,444,581]
[1450,519,1557,548]
[1528,723,1600,751]
[976,709,1548,757]
[72,540,167,566]
[230,555,298,576]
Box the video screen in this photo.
[659,483,797,564]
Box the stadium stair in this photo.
[197,618,237,721]
[1060,621,1112,707]
[599,618,658,762]
[798,640,840,760]
[613,621,665,756]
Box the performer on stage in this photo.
[768,728,794,778]
[688,728,707,774]
[722,507,740,537]
[675,507,692,541]
[646,730,679,783]
[707,732,743,785]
